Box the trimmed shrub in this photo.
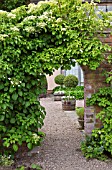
[64,75,78,88]
[54,74,65,86]
[65,90,84,100]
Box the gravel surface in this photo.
[0,97,112,170]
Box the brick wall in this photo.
[83,31,112,134]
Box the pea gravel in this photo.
[0,97,112,170]
[35,97,112,170]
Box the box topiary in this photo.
[63,74,78,88]
[54,74,65,86]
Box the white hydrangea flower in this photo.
[28,3,36,9]
[10,26,19,32]
[32,133,40,144]
[50,0,58,4]
[27,3,39,14]
[23,15,37,22]
[38,1,49,7]
[61,28,66,31]
[7,13,16,19]
[38,14,48,20]
[24,26,35,33]
[37,22,47,28]
[80,49,83,53]
[0,10,8,15]
[0,34,9,41]
[56,18,62,23]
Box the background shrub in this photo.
[0,0,30,11]
[54,74,65,86]
[65,90,84,100]
[64,75,78,88]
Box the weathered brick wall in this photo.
[83,31,112,134]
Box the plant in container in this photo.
[54,74,65,87]
[61,96,76,111]
[61,74,78,110]
[76,107,84,129]
[54,74,65,101]
[54,90,65,101]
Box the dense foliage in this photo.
[81,72,112,159]
[63,75,78,88]
[53,86,84,99]
[54,74,65,86]
[0,0,29,11]
[65,89,84,100]
[0,0,111,157]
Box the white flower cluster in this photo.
[32,133,40,144]
[37,22,47,28]
[24,26,35,33]
[61,96,75,100]
[38,14,48,20]
[56,18,62,23]
[27,3,39,14]
[8,78,22,87]
[0,10,8,15]
[0,34,9,41]
[38,0,49,7]
[23,15,37,22]
[10,26,19,32]
[61,28,66,31]
[38,11,53,21]
[7,13,16,19]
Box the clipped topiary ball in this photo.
[64,74,78,88]
[54,74,65,86]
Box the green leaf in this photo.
[12,93,18,100]
[31,80,36,85]
[4,87,8,91]
[0,83,4,90]
[27,143,32,149]
[21,83,25,87]
[10,118,16,124]
[2,103,7,109]
[18,91,23,96]
[25,101,30,107]
[31,163,42,170]
[0,115,5,121]
[9,87,15,93]
[13,144,18,151]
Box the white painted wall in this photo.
[46,69,61,91]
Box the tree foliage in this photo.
[0,0,112,154]
[0,0,30,11]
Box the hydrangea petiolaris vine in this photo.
[0,0,112,154]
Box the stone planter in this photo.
[62,99,76,111]
[54,91,65,101]
[78,118,84,129]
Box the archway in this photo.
[0,0,111,159]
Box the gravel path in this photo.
[0,97,112,170]
[32,97,112,170]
